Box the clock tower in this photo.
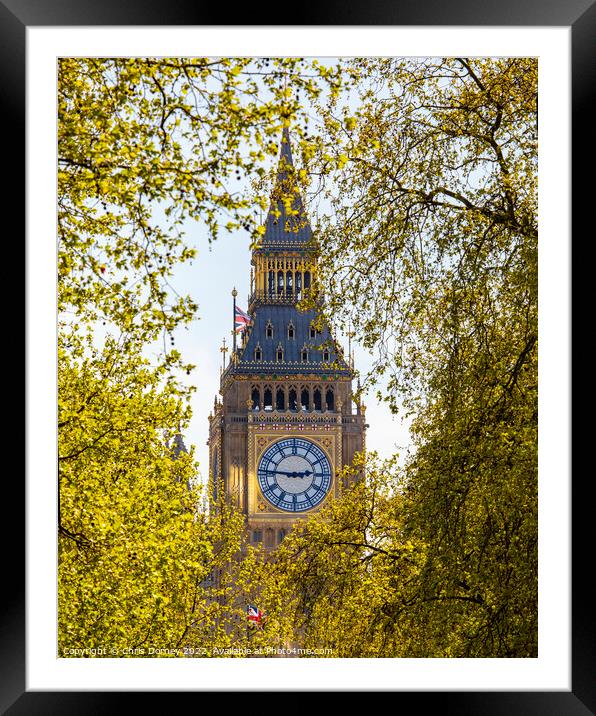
[207,128,366,549]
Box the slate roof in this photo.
[232,304,350,376]
[171,433,188,458]
[258,127,313,251]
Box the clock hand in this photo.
[272,469,313,478]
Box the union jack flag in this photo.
[235,305,252,333]
[247,604,264,628]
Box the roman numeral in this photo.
[310,485,326,498]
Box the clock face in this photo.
[257,438,332,513]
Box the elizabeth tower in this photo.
[208,129,366,548]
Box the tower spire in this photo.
[279,125,293,171]
[260,128,312,250]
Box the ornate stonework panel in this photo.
[247,422,341,518]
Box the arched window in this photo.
[310,323,323,339]
[296,273,302,300]
[313,388,322,411]
[276,387,285,411]
[251,386,260,410]
[325,388,334,412]
[304,271,311,289]
[278,528,286,543]
[254,343,262,361]
[277,270,284,293]
[265,321,273,339]
[252,529,262,543]
[286,271,293,294]
[263,387,273,410]
[288,387,298,411]
[322,349,330,362]
[287,321,295,339]
[276,343,284,362]
[268,270,275,294]
[301,345,309,362]
[300,388,310,411]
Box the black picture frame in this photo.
[13,0,589,710]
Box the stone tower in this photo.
[207,128,366,549]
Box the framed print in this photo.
[14,0,590,711]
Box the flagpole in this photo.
[232,287,237,355]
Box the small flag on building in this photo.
[235,305,252,334]
[247,604,264,629]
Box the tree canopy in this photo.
[281,57,538,656]
[57,57,344,655]
[58,56,538,658]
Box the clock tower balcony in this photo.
[247,288,321,311]
[248,407,340,423]
[246,407,366,426]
